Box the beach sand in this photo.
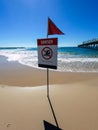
[0,56,98,130]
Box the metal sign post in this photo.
[37,38,62,129]
[37,38,58,98]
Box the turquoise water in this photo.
[58,47,98,58]
[0,47,98,72]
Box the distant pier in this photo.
[78,38,98,49]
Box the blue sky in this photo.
[0,0,98,47]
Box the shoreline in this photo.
[0,56,98,87]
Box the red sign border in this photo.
[37,38,58,46]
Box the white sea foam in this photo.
[0,48,98,72]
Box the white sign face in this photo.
[37,38,58,69]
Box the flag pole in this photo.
[47,68,49,98]
[46,33,59,128]
[46,33,49,98]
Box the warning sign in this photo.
[37,38,58,69]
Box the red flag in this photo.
[47,17,64,35]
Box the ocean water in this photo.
[0,47,98,72]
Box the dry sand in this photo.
[0,56,98,130]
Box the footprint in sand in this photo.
[0,123,12,128]
[6,123,12,128]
